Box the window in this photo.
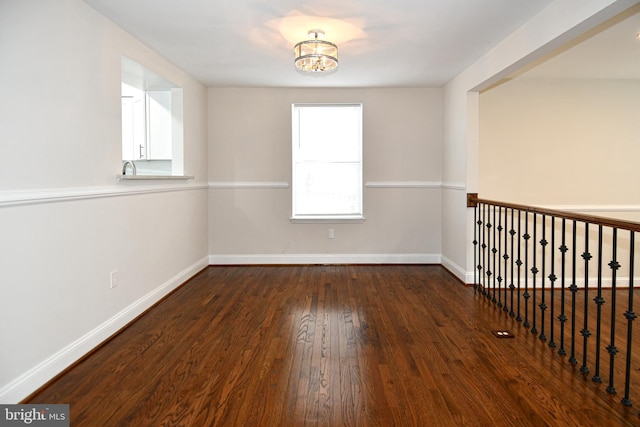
[291,103,363,220]
[121,56,184,176]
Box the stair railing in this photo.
[468,193,640,407]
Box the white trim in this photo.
[365,181,441,188]
[0,183,208,208]
[466,273,640,289]
[441,255,468,283]
[465,270,476,285]
[209,253,440,265]
[537,204,640,214]
[0,257,209,403]
[290,216,365,224]
[206,181,461,190]
[117,175,194,181]
[208,181,289,189]
[441,182,466,190]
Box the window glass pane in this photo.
[294,162,361,215]
[292,104,363,218]
[297,106,361,162]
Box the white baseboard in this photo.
[0,256,209,404]
[440,255,469,283]
[469,275,639,289]
[393,255,640,290]
[209,253,440,265]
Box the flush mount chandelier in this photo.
[294,30,338,72]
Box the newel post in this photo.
[467,193,478,208]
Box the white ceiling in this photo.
[84,0,558,88]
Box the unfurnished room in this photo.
[2,1,640,425]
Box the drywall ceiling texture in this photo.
[83,0,555,88]
[207,87,443,264]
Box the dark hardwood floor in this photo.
[27,265,640,426]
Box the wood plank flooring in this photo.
[27,265,640,426]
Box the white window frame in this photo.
[291,103,364,222]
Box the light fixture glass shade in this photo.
[294,30,338,72]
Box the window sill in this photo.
[117,175,194,181]
[290,216,365,224]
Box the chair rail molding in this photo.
[0,184,208,208]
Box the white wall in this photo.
[208,88,443,264]
[441,0,635,283]
[0,0,209,402]
[480,78,640,207]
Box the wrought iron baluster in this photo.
[539,214,548,341]
[482,203,488,297]
[549,217,557,348]
[492,206,497,303]
[473,203,478,291]
[606,228,620,395]
[503,207,510,313]
[509,208,516,317]
[469,197,640,409]
[569,220,578,366]
[622,231,635,407]
[531,213,539,335]
[516,210,523,322]
[497,206,503,308]
[592,225,604,384]
[558,218,568,356]
[580,223,591,375]
[523,212,531,328]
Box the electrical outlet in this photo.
[491,330,514,338]
[328,228,335,239]
[110,271,118,289]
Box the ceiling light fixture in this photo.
[294,30,338,73]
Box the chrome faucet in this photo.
[122,161,137,176]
